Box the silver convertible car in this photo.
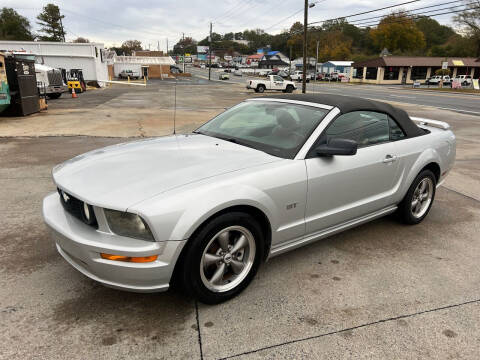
[43,95,456,304]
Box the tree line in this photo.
[2,1,480,60]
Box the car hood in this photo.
[53,134,280,210]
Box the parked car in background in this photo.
[234,69,243,76]
[290,71,310,82]
[43,94,456,304]
[426,75,451,85]
[118,70,140,79]
[170,65,184,74]
[246,75,296,93]
[200,64,206,69]
[453,75,472,86]
[219,73,230,80]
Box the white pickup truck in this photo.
[118,70,141,79]
[290,70,311,82]
[246,75,296,93]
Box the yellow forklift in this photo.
[66,69,86,93]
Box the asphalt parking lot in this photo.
[1,79,479,359]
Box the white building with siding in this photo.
[0,41,109,86]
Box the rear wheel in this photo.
[285,85,294,93]
[180,212,264,304]
[398,169,436,224]
[257,85,266,93]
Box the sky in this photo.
[5,0,458,50]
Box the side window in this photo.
[389,117,405,141]
[325,111,390,148]
[273,75,283,82]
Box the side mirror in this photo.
[315,138,358,156]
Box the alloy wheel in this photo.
[200,226,256,293]
[411,177,434,218]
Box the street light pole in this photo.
[182,33,186,73]
[208,22,212,81]
[302,0,309,94]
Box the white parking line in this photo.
[389,94,416,99]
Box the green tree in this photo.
[370,12,425,53]
[0,7,34,40]
[172,37,197,55]
[287,22,304,58]
[36,4,65,41]
[224,32,234,40]
[234,32,244,40]
[415,17,455,52]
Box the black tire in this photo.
[286,85,294,93]
[254,89,259,93]
[48,93,62,99]
[398,169,436,225]
[257,85,266,93]
[179,212,264,304]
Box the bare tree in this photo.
[454,0,480,55]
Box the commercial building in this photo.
[0,40,109,86]
[113,55,175,79]
[320,61,353,75]
[350,56,480,84]
[258,51,289,69]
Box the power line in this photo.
[211,0,255,23]
[354,7,480,28]
[356,5,480,28]
[308,0,421,25]
[350,0,474,26]
[263,8,304,31]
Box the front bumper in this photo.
[47,85,68,94]
[42,192,186,293]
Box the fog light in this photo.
[100,253,158,263]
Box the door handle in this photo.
[383,154,397,163]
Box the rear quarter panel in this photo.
[387,127,455,206]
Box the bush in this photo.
[435,68,451,76]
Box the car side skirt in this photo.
[269,205,397,258]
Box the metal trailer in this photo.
[0,53,11,114]
[3,54,39,116]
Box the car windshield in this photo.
[195,100,329,159]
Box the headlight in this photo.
[104,209,154,241]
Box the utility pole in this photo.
[289,45,292,75]
[302,0,308,93]
[166,38,169,56]
[182,33,186,73]
[158,40,160,51]
[59,16,66,42]
[208,22,212,81]
[315,40,319,81]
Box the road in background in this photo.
[188,66,480,116]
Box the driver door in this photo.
[272,75,284,90]
[304,111,403,234]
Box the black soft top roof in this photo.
[263,94,424,138]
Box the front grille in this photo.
[57,188,98,229]
[47,70,63,87]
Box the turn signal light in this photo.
[100,253,158,263]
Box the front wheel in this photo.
[180,212,264,304]
[285,85,294,93]
[398,169,436,224]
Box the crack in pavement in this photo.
[195,300,204,360]
[218,298,480,359]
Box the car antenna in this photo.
[173,77,177,135]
